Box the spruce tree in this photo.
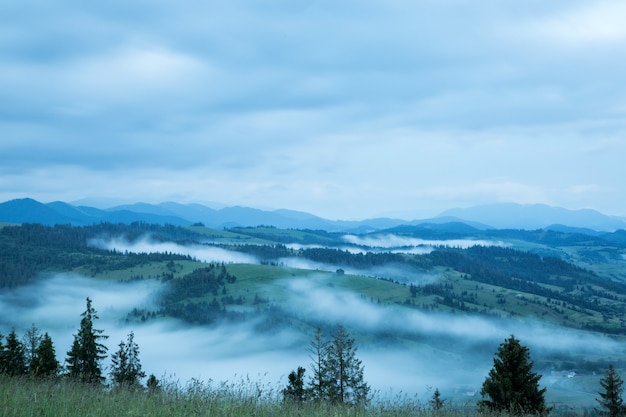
[66,297,108,383]
[596,364,624,417]
[307,327,329,401]
[146,374,161,393]
[33,333,59,377]
[430,388,445,411]
[23,323,42,373]
[3,328,27,376]
[110,331,145,388]
[324,325,370,405]
[283,366,307,403]
[479,335,548,415]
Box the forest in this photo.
[3,222,626,334]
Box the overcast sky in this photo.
[1,1,625,220]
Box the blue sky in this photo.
[1,0,625,220]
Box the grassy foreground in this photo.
[0,375,532,417]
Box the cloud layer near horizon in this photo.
[2,1,626,219]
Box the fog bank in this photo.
[90,237,258,264]
[1,270,622,406]
[342,234,506,251]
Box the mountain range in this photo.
[1,198,625,233]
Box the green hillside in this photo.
[3,222,626,410]
[2,222,626,334]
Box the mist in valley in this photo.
[1,236,622,407]
[342,234,507,251]
[90,237,259,265]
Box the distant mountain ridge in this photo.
[0,198,358,230]
[1,198,625,233]
[439,203,626,232]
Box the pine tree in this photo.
[430,388,445,411]
[146,374,161,393]
[479,335,548,415]
[65,297,108,383]
[596,364,624,417]
[22,323,42,373]
[324,325,370,405]
[283,366,307,402]
[110,331,145,388]
[3,328,27,376]
[33,333,59,377]
[307,327,329,401]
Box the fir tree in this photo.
[324,325,370,405]
[146,374,161,393]
[65,297,108,383]
[479,335,548,415]
[110,331,145,388]
[33,332,59,377]
[283,366,307,403]
[22,323,42,373]
[596,364,624,417]
[430,388,445,411]
[307,327,329,401]
[3,328,27,376]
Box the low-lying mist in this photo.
[90,237,259,264]
[2,236,623,408]
[95,235,440,285]
[342,234,506,252]
[0,274,306,388]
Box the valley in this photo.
[2,220,626,408]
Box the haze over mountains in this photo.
[1,198,625,233]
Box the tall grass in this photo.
[0,375,575,417]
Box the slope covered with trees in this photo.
[2,222,626,334]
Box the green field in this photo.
[0,375,578,417]
[77,253,626,334]
[184,226,276,245]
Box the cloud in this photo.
[0,273,307,387]
[90,237,259,265]
[63,46,207,103]
[520,2,626,44]
[1,1,626,219]
[0,270,621,404]
[279,275,622,355]
[0,274,163,359]
[342,234,505,250]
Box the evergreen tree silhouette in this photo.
[479,335,548,415]
[66,297,108,383]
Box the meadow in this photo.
[2,374,583,417]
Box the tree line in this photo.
[2,298,625,414]
[0,223,195,288]
[0,297,153,390]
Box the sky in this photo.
[1,0,626,220]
